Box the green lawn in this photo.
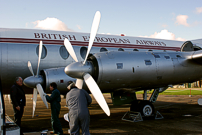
[136,89,202,95]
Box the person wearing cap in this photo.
[10,77,26,135]
[66,81,92,135]
[44,82,63,135]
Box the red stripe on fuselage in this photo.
[0,37,181,51]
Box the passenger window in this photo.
[36,45,47,59]
[176,55,182,58]
[118,48,124,51]
[133,49,139,51]
[59,46,69,60]
[100,47,108,52]
[80,47,87,59]
[145,60,152,65]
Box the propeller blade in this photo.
[84,73,110,116]
[28,61,34,76]
[36,41,43,77]
[32,88,37,118]
[75,79,83,89]
[36,84,48,109]
[64,38,78,62]
[83,11,101,64]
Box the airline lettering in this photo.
[136,40,166,46]
[82,36,130,44]
[34,33,166,46]
[34,33,76,40]
[34,33,131,44]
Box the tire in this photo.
[130,100,155,117]
[139,101,155,117]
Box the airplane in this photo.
[0,11,202,118]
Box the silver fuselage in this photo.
[0,28,191,94]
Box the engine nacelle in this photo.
[88,51,202,92]
[41,67,76,94]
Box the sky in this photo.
[0,0,202,41]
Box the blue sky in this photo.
[0,0,202,40]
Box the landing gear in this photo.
[142,103,153,117]
[130,100,155,117]
[122,88,165,122]
[125,88,166,121]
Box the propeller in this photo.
[84,73,110,116]
[23,41,48,118]
[64,11,110,116]
[64,38,78,62]
[83,11,101,64]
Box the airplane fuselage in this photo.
[0,28,187,94]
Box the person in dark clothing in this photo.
[10,77,26,134]
[44,82,63,135]
[66,81,92,135]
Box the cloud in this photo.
[32,17,72,31]
[139,29,186,41]
[176,37,186,41]
[175,15,189,27]
[150,29,175,40]
[196,7,202,14]
[76,25,82,30]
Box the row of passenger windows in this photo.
[36,45,174,60]
[36,45,151,60]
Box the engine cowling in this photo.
[41,67,76,94]
[87,51,202,92]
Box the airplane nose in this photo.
[65,61,93,79]
[23,76,44,88]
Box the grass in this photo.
[136,89,202,95]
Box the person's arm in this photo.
[45,90,58,103]
[10,86,20,108]
[66,93,69,105]
[84,90,92,106]
[15,106,20,111]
